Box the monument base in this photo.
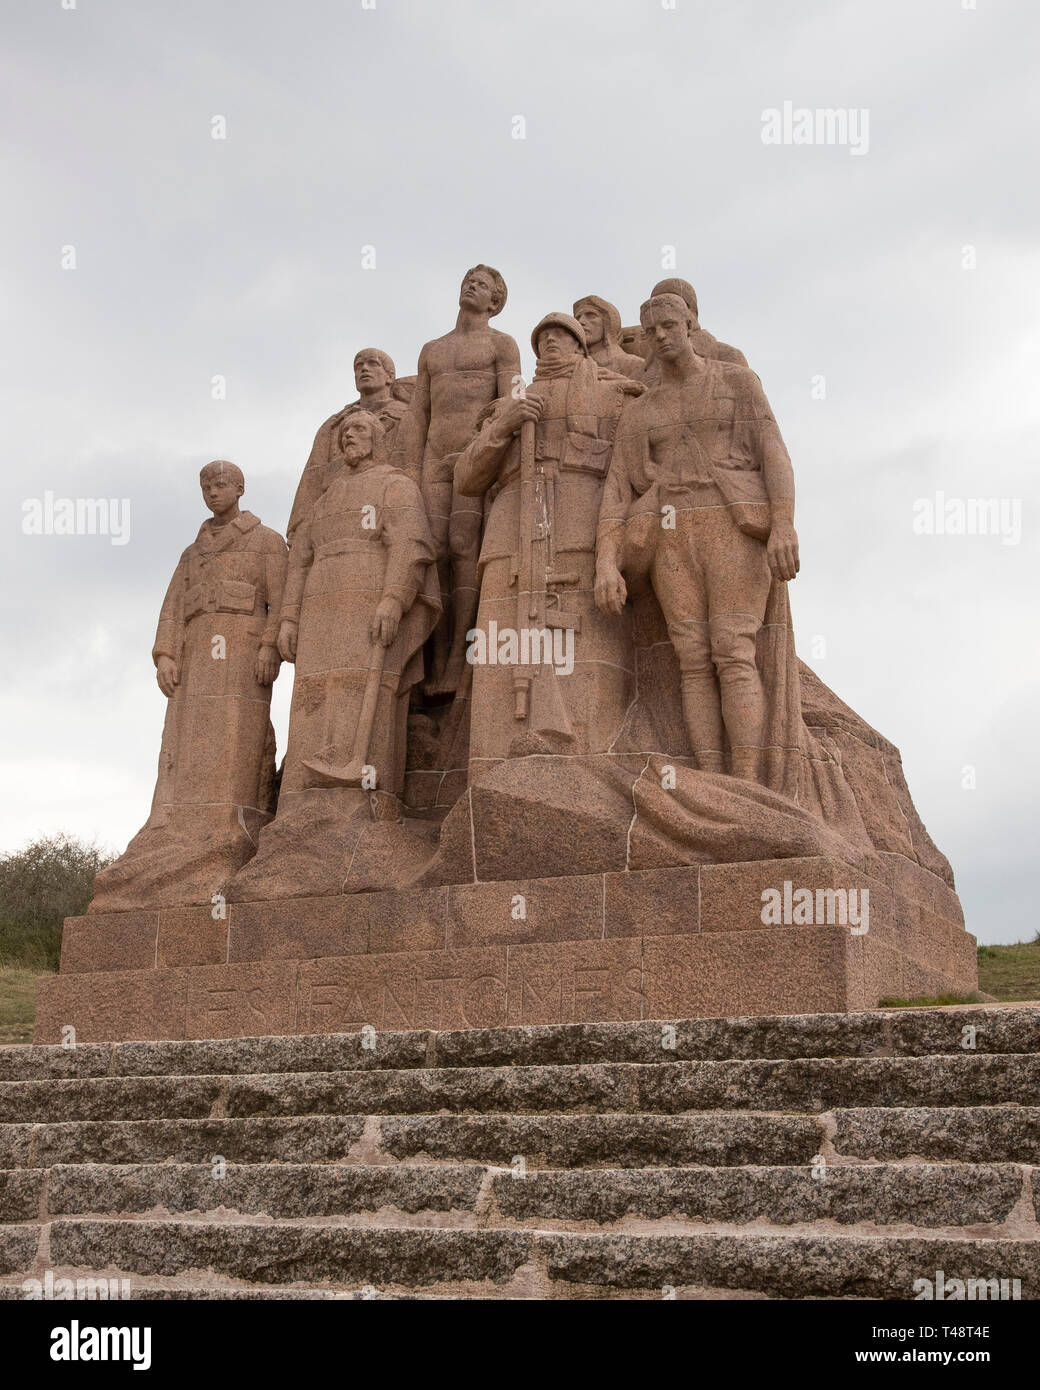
[36,856,975,1043]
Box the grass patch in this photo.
[880,937,1040,1009]
[879,992,984,1008]
[0,966,52,1045]
[977,936,1040,1002]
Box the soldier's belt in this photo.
[313,537,380,560]
[183,580,257,620]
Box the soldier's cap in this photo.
[572,295,622,343]
[651,278,698,318]
[531,312,587,356]
[200,459,244,487]
[640,293,692,325]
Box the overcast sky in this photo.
[2,0,1037,944]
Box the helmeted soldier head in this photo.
[530,311,587,362]
[572,295,624,352]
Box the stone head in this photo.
[531,312,586,365]
[640,293,693,364]
[651,277,699,324]
[199,460,244,515]
[460,264,507,317]
[337,410,387,469]
[573,295,622,350]
[353,348,395,395]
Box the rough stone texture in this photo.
[0,1170,45,1223]
[377,1113,822,1169]
[4,1116,366,1169]
[46,1162,486,1220]
[490,1163,1024,1229]
[4,1056,1036,1129]
[49,1220,533,1289]
[833,1106,1040,1164]
[2,1006,1037,1300]
[0,1227,40,1277]
[37,867,978,1043]
[11,1005,1039,1079]
[538,1233,1040,1299]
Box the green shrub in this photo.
[0,834,113,970]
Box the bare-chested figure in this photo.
[393,264,521,694]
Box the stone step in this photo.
[1,1163,486,1224]
[487,1163,1033,1230]
[0,1111,824,1170]
[2,1161,1031,1231]
[0,1282,439,1300]
[2,1054,1036,1126]
[3,1007,1037,1082]
[16,1221,1038,1298]
[2,1107,1035,1173]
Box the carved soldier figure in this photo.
[90,461,287,910]
[625,278,749,383]
[228,412,441,900]
[455,312,643,776]
[596,293,799,782]
[279,411,440,799]
[573,295,647,381]
[393,265,522,695]
[288,347,410,540]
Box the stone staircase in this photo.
[1,1006,1038,1300]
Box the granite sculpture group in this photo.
[36,267,976,1043]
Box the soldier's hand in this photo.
[156,656,180,697]
[498,394,544,436]
[277,620,298,663]
[594,563,627,617]
[767,522,800,582]
[255,644,281,686]
[371,596,403,647]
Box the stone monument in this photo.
[37,268,975,1044]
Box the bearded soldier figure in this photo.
[229,411,441,900]
[288,347,410,540]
